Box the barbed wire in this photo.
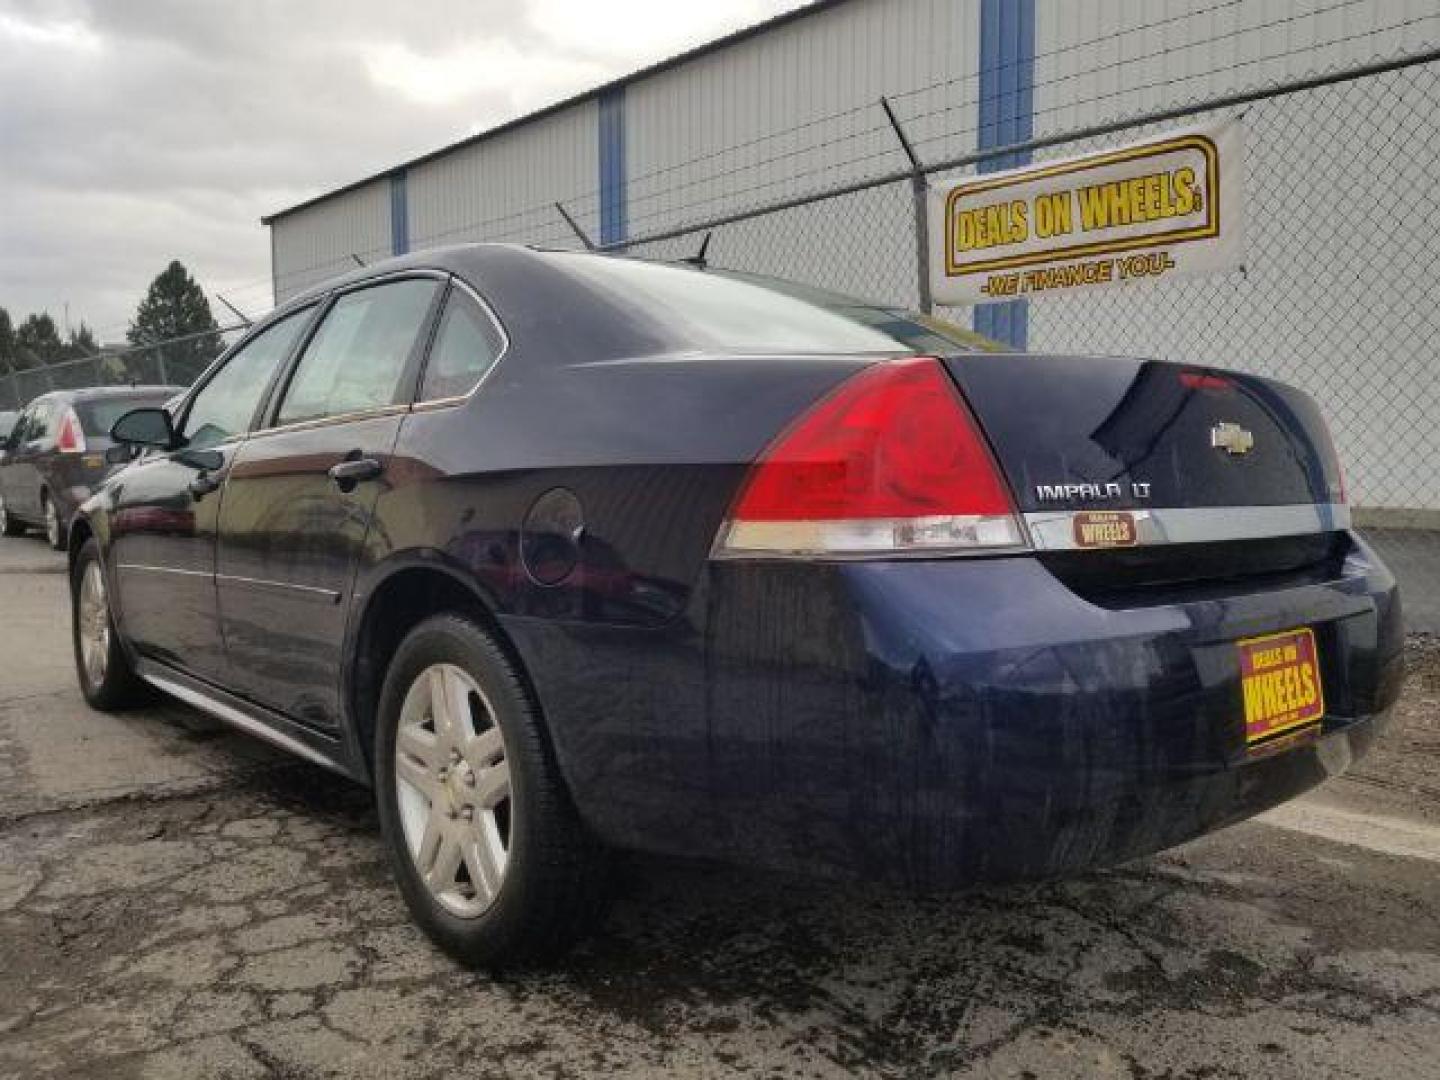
[18,18,1438,383]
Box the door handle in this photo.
[328,456,383,493]
[188,472,222,500]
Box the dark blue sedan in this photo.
[69,245,1403,966]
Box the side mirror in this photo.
[110,407,179,451]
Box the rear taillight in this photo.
[56,408,86,454]
[1318,417,1347,505]
[714,357,1027,557]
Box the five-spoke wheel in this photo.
[77,559,111,689]
[375,613,605,968]
[394,663,512,918]
[71,538,147,709]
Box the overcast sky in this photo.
[0,0,804,343]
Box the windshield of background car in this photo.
[550,253,1006,355]
[77,395,175,438]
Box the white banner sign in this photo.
[929,120,1245,305]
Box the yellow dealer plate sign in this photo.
[930,120,1245,306]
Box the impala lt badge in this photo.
[1211,421,1255,456]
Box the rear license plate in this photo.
[1237,628,1325,748]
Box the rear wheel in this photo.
[0,494,23,537]
[374,614,606,968]
[72,539,148,709]
[42,492,64,550]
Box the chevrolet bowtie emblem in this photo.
[1211,421,1255,456]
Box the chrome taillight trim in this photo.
[712,513,1030,559]
[1023,502,1350,552]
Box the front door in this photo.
[109,306,316,680]
[216,276,443,731]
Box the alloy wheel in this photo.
[77,560,110,688]
[393,663,512,918]
[44,499,60,548]
[0,496,8,534]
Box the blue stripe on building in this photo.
[389,171,409,255]
[598,87,627,246]
[975,0,1035,349]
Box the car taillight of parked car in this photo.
[55,408,86,454]
[713,356,1027,558]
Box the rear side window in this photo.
[277,279,439,425]
[550,254,1005,355]
[419,290,505,401]
[183,306,313,450]
[28,400,57,442]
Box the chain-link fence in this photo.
[4,45,1436,626]
[0,324,247,412]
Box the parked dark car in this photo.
[69,245,1403,967]
[0,386,180,548]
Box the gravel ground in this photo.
[1,541,1438,1079]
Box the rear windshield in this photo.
[551,254,1004,355]
[77,394,175,437]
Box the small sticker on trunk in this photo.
[1072,511,1138,548]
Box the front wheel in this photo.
[72,539,149,709]
[374,614,606,968]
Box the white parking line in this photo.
[1258,800,1440,864]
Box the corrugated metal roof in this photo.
[261,0,851,225]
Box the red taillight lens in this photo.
[715,358,1026,557]
[56,408,86,454]
[1179,370,1231,391]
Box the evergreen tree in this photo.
[13,313,65,370]
[64,323,99,361]
[0,308,13,376]
[127,260,222,383]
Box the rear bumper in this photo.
[44,458,107,530]
[513,532,1404,886]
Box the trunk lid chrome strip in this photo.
[1023,503,1350,551]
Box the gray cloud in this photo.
[0,0,800,340]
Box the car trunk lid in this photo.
[940,353,1348,591]
[943,353,1345,514]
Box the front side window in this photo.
[183,306,312,451]
[277,278,439,425]
[419,290,506,401]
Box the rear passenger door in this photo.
[9,398,56,518]
[0,406,32,516]
[215,274,444,731]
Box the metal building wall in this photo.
[406,101,599,254]
[622,0,982,305]
[1025,0,1440,511]
[270,178,391,302]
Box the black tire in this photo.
[374,613,606,968]
[71,539,149,710]
[42,492,66,551]
[0,493,24,537]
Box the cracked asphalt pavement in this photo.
[1,539,1438,1079]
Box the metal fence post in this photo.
[880,96,933,315]
[555,201,597,251]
